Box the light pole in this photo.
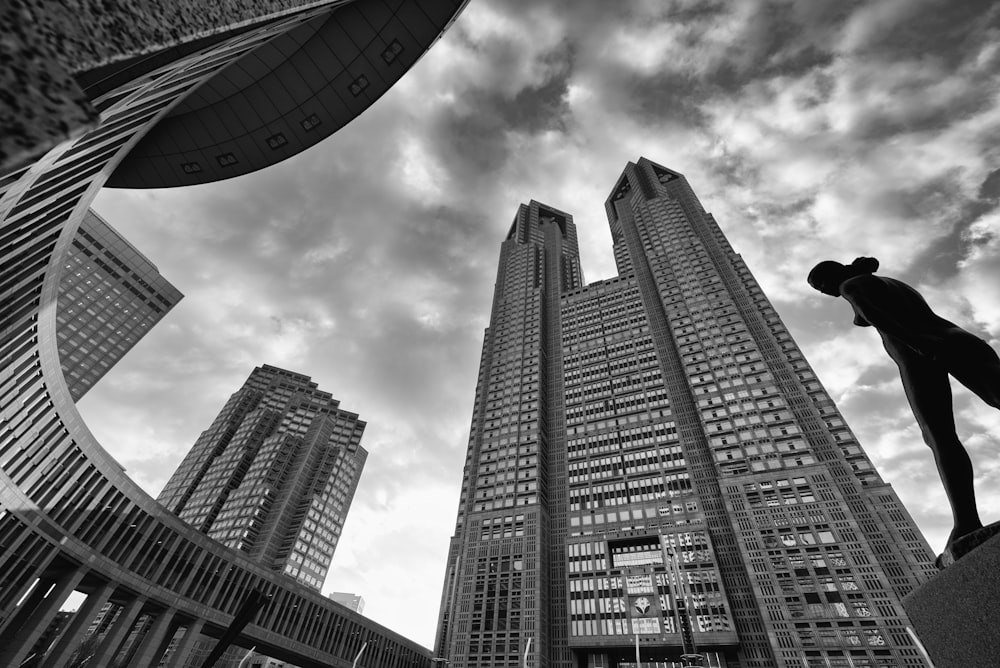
[352,641,368,668]
[237,646,256,668]
[662,541,706,668]
[523,637,532,668]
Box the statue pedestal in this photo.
[903,533,1000,667]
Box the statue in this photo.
[808,257,1000,568]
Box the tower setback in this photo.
[436,158,935,668]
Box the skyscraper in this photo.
[435,158,936,668]
[159,364,367,591]
[57,209,183,401]
[156,365,367,668]
[329,592,366,613]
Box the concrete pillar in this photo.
[128,608,181,668]
[0,578,49,641]
[39,580,115,668]
[0,538,57,621]
[0,567,85,667]
[163,618,206,668]
[903,532,1000,667]
[90,595,147,666]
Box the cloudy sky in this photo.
[86,0,1000,649]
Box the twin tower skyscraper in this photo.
[81,156,934,668]
[434,158,935,668]
[52,154,937,668]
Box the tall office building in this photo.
[158,365,367,668]
[159,364,367,591]
[0,3,465,665]
[435,158,936,668]
[57,209,183,401]
[329,592,366,613]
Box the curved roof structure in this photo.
[0,1,466,665]
[104,0,467,188]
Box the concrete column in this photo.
[903,533,1000,667]
[163,618,206,668]
[89,595,147,666]
[127,608,181,668]
[39,580,115,668]
[0,537,57,621]
[0,567,85,667]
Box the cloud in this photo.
[78,0,1000,645]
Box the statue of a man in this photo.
[808,256,1000,567]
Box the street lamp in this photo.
[237,646,256,668]
[352,641,368,668]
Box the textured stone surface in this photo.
[25,0,330,73]
[903,533,1000,667]
[1,0,333,173]
[0,1,99,174]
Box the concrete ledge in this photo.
[903,533,1000,667]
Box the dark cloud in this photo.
[616,70,711,130]
[846,1,1000,66]
[979,169,1000,201]
[905,199,997,283]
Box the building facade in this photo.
[330,592,366,613]
[0,2,466,666]
[159,364,367,591]
[57,209,183,401]
[159,365,367,668]
[435,159,936,668]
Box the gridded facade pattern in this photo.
[158,364,367,591]
[56,209,183,401]
[435,202,583,668]
[437,159,936,668]
[561,277,737,663]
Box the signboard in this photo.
[631,618,661,635]
[625,574,653,594]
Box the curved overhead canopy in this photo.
[106,0,466,188]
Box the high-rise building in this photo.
[435,158,936,668]
[159,365,367,668]
[57,209,183,401]
[0,2,466,666]
[159,364,367,590]
[329,592,366,613]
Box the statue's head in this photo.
[808,257,879,297]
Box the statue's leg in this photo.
[892,346,982,543]
[944,331,1000,409]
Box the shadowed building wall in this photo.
[435,159,936,668]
